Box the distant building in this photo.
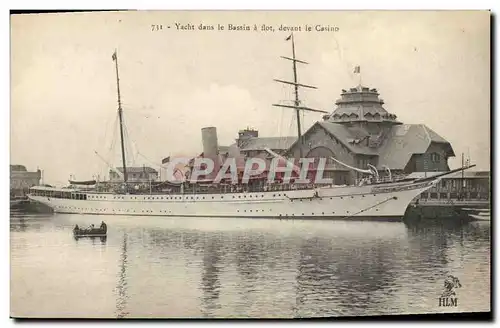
[236,128,296,159]
[407,171,490,201]
[109,166,158,183]
[10,165,41,196]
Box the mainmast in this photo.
[273,33,328,158]
[113,50,128,183]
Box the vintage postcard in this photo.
[10,10,491,319]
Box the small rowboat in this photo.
[73,226,107,237]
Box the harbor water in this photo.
[10,213,490,318]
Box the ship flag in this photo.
[285,34,292,41]
[162,156,170,164]
[353,65,362,85]
[112,51,117,61]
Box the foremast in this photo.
[272,33,328,158]
[112,50,128,184]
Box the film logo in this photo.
[438,275,462,307]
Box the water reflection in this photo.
[200,234,223,316]
[115,233,129,318]
[73,235,107,244]
[10,215,491,318]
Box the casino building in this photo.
[230,84,455,185]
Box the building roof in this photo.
[317,121,380,155]
[114,166,158,174]
[376,124,455,170]
[239,136,297,151]
[327,85,401,125]
[10,165,27,172]
[291,121,454,170]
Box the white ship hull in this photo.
[28,180,436,220]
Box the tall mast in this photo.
[273,33,327,158]
[291,34,302,154]
[113,49,128,183]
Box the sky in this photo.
[10,11,490,185]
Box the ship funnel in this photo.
[201,127,219,159]
[201,127,220,181]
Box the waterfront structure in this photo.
[409,170,490,202]
[109,167,159,183]
[10,165,41,196]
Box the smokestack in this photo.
[201,127,220,180]
[201,127,219,158]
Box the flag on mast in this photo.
[285,34,292,41]
[112,51,117,61]
[353,65,361,74]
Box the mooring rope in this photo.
[340,196,398,219]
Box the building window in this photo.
[430,153,441,163]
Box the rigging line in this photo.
[123,117,154,168]
[340,196,398,220]
[107,114,119,155]
[120,118,132,165]
[102,114,119,176]
[122,122,137,166]
[136,151,165,170]
[102,111,118,150]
